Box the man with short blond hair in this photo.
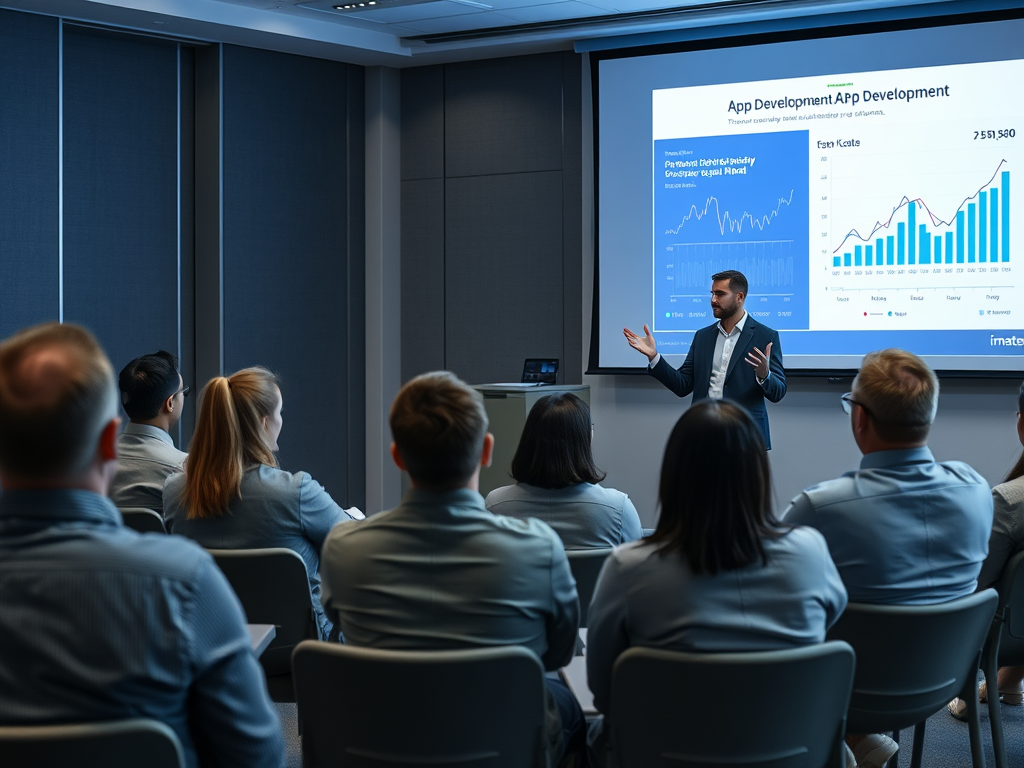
[322,371,584,765]
[784,348,992,768]
[0,322,283,768]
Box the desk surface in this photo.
[247,624,276,658]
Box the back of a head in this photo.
[118,350,179,421]
[649,400,778,575]
[390,371,488,490]
[511,393,605,489]
[856,349,938,444]
[0,323,117,482]
[183,366,279,518]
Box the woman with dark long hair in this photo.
[164,367,360,640]
[586,400,847,735]
[950,380,1024,717]
[485,393,642,548]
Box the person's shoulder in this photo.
[484,483,520,506]
[487,509,564,549]
[994,475,1024,506]
[775,524,830,557]
[99,527,215,583]
[933,459,989,487]
[590,482,630,506]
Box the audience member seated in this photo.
[164,366,360,641]
[0,323,283,768]
[320,371,585,766]
[950,379,1024,717]
[784,348,993,768]
[586,400,847,766]
[108,350,188,513]
[485,392,643,548]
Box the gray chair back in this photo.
[827,589,998,768]
[207,547,319,694]
[292,641,548,768]
[981,551,1024,768]
[607,642,855,768]
[118,507,167,534]
[567,548,612,627]
[0,718,184,768]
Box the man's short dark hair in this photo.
[119,351,180,421]
[390,371,488,490]
[711,270,748,296]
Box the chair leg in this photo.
[966,679,988,768]
[909,719,926,768]
[985,660,1008,768]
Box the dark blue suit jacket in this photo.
[649,315,787,449]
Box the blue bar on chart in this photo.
[990,187,998,260]
[833,256,841,267]
[919,225,930,264]
[956,210,964,263]
[968,203,976,263]
[1003,171,1010,262]
[844,252,851,267]
[934,235,942,263]
[866,245,874,266]
[855,245,862,266]
[897,223,906,265]
[945,231,953,264]
[908,202,916,264]
[876,238,883,267]
[887,235,894,265]
[979,191,987,262]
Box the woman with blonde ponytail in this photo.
[164,367,360,640]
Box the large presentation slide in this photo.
[595,16,1024,373]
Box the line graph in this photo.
[665,190,796,237]
[831,161,1010,267]
[654,130,809,331]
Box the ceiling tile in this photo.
[397,10,520,32]
[499,0,611,22]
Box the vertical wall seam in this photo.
[58,20,64,323]
[442,65,447,370]
[217,45,224,374]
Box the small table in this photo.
[247,624,276,658]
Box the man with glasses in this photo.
[623,269,786,449]
[783,348,992,768]
[109,350,189,513]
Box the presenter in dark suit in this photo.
[623,270,787,449]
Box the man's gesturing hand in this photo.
[745,342,773,380]
[623,325,658,363]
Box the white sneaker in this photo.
[854,734,899,768]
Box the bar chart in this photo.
[833,165,1010,268]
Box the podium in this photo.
[473,384,590,498]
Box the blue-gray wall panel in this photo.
[222,45,354,503]
[444,171,563,384]
[63,29,180,377]
[401,177,445,380]
[401,65,444,182]
[444,54,564,178]
[0,10,59,335]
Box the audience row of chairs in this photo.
[6,517,1023,768]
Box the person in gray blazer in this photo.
[485,392,643,548]
[164,366,360,640]
[586,400,846,767]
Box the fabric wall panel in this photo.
[444,53,564,178]
[401,65,444,182]
[401,177,446,380]
[62,28,180,379]
[0,11,60,335]
[221,45,355,504]
[444,171,564,384]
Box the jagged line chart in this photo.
[665,190,796,237]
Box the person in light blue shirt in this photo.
[783,348,992,768]
[586,400,846,768]
[0,323,283,768]
[109,350,189,513]
[485,393,643,548]
[163,366,361,641]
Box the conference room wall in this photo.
[399,52,583,387]
[0,8,366,509]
